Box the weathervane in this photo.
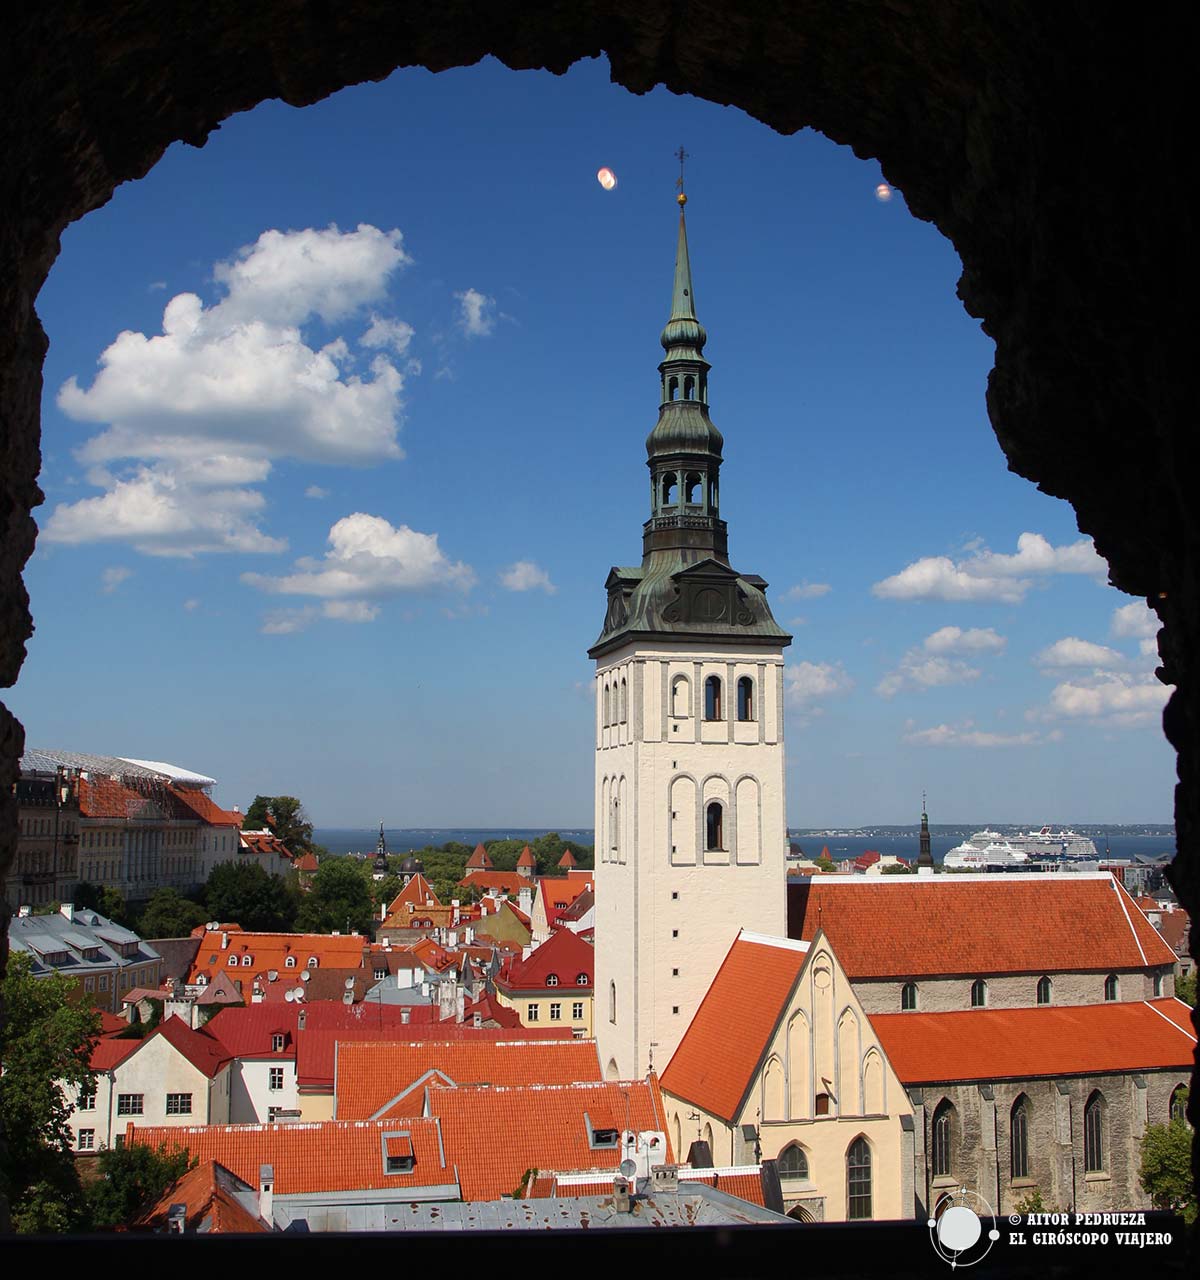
[676,145,690,205]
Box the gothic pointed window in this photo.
[1010,1095,1030,1180]
[1169,1085,1187,1124]
[779,1144,809,1180]
[704,675,722,720]
[1084,1092,1106,1173]
[705,802,724,852]
[847,1137,872,1220]
[737,676,754,721]
[932,1101,954,1178]
[901,982,918,1011]
[1104,973,1118,1001]
[603,682,611,726]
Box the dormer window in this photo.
[271,1033,285,1053]
[227,956,238,967]
[546,974,560,987]
[576,973,590,986]
[590,1127,619,1148]
[241,955,253,967]
[307,957,318,969]
[383,1134,415,1174]
[285,956,296,968]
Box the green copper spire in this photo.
[660,199,708,361]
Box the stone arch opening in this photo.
[1,4,1195,1173]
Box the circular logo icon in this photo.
[928,1187,1000,1269]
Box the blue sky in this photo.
[13,57,1173,828]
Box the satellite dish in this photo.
[344,977,355,989]
[619,1159,637,1179]
[300,970,310,982]
[284,989,295,1002]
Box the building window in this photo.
[550,1002,562,1021]
[1104,973,1118,1001]
[1154,973,1164,997]
[285,956,296,968]
[970,979,987,1007]
[546,974,560,987]
[228,956,238,967]
[77,1090,96,1111]
[572,1002,584,1020]
[1036,976,1052,1005]
[901,982,918,1011]
[705,802,724,851]
[932,1102,954,1178]
[268,1107,283,1122]
[1011,1096,1030,1180]
[815,1092,831,1117]
[610,980,617,1025]
[269,1067,284,1092]
[1084,1092,1105,1173]
[1169,1085,1187,1124]
[271,1033,286,1053]
[307,957,318,969]
[671,675,690,718]
[576,973,589,986]
[165,1093,192,1116]
[704,676,722,720]
[99,975,108,991]
[241,955,253,967]
[527,1004,540,1021]
[737,676,754,721]
[374,969,386,981]
[116,1094,144,1116]
[84,977,95,993]
[78,1129,95,1151]
[847,1137,872,1220]
[778,1144,808,1181]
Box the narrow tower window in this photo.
[705,802,724,851]
[1103,973,1118,1001]
[737,676,754,721]
[1010,1096,1030,1180]
[684,471,702,504]
[1036,976,1052,1005]
[671,674,690,718]
[901,982,918,1011]
[971,979,987,1007]
[847,1137,872,1220]
[661,472,678,506]
[683,375,695,400]
[1084,1092,1105,1173]
[932,1101,954,1178]
[620,677,628,723]
[668,376,679,401]
[704,675,722,720]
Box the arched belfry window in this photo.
[847,1137,872,1220]
[1010,1095,1030,1180]
[932,1101,954,1178]
[667,375,679,401]
[661,472,678,506]
[704,675,722,720]
[684,471,702,504]
[671,674,690,718]
[705,802,724,852]
[737,676,754,721]
[683,374,695,400]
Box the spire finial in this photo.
[676,145,689,206]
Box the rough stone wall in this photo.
[856,969,1175,1016]
[1,0,1196,1223]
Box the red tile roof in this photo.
[155,1015,233,1078]
[134,1159,268,1234]
[497,927,595,994]
[169,786,241,827]
[787,873,1176,977]
[1157,909,1191,955]
[466,843,493,870]
[458,870,526,897]
[517,845,537,869]
[77,775,145,820]
[870,997,1197,1084]
[128,1118,455,1195]
[557,849,579,868]
[203,1005,298,1059]
[91,1035,142,1071]
[426,1078,671,1201]
[660,932,810,1122]
[240,830,293,860]
[335,1038,602,1120]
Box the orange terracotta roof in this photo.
[870,997,1197,1084]
[335,1038,602,1120]
[135,1159,268,1234]
[787,873,1176,977]
[240,830,293,860]
[169,786,241,827]
[295,851,320,873]
[77,775,144,820]
[660,932,810,1122]
[517,845,537,868]
[537,877,593,929]
[187,931,367,985]
[426,1077,671,1201]
[1157,909,1191,955]
[557,849,579,868]
[128,1118,455,1195]
[496,927,594,994]
[458,870,526,896]
[466,843,493,870]
[385,873,441,915]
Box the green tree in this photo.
[1175,970,1196,1007]
[136,887,208,938]
[373,873,402,910]
[296,856,374,934]
[1138,1119,1196,1222]
[1,953,100,1231]
[814,854,836,873]
[204,861,298,931]
[73,881,130,925]
[882,863,914,874]
[84,1141,195,1229]
[244,794,315,857]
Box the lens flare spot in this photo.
[597,167,617,191]
[875,182,893,202]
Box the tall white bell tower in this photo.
[591,179,790,1081]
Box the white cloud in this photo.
[183,598,200,612]
[47,224,415,556]
[872,533,1107,603]
[455,288,496,337]
[500,560,557,594]
[1042,672,1170,727]
[261,606,319,635]
[785,661,854,715]
[100,566,132,593]
[783,581,831,600]
[903,720,1043,748]
[923,626,1006,654]
[243,513,475,618]
[1111,601,1158,639]
[1034,637,1126,670]
[875,626,1004,698]
[305,485,329,500]
[361,315,415,355]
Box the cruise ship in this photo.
[943,826,1100,871]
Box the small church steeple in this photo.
[917,793,935,874]
[372,821,389,880]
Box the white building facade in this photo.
[592,195,790,1081]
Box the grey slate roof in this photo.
[9,907,161,974]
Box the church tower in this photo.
[591,179,791,1080]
